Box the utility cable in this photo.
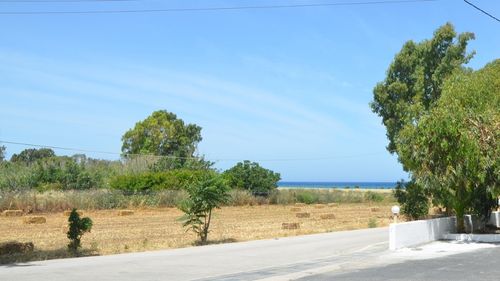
[0,140,385,162]
[463,0,500,23]
[0,0,439,15]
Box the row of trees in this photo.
[0,110,281,194]
[372,23,499,232]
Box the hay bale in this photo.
[290,207,301,212]
[320,213,336,220]
[370,207,380,212]
[0,241,34,255]
[294,203,306,207]
[282,223,300,230]
[63,210,83,216]
[2,210,23,217]
[314,204,325,209]
[295,212,311,218]
[23,216,46,224]
[118,210,134,216]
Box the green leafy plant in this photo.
[393,180,429,220]
[364,191,384,203]
[178,174,229,244]
[67,208,93,252]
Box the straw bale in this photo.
[23,216,46,224]
[281,223,300,230]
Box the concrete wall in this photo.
[390,212,500,250]
[488,211,500,227]
[389,217,456,250]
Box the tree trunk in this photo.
[455,185,466,233]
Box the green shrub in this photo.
[368,218,378,228]
[223,161,280,193]
[393,180,429,220]
[67,208,93,252]
[295,191,319,204]
[109,169,212,192]
[364,191,384,202]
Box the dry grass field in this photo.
[0,202,397,263]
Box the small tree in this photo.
[223,160,281,194]
[393,180,429,221]
[179,174,229,244]
[67,208,93,252]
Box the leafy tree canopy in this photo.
[10,148,56,164]
[397,59,499,232]
[223,160,281,193]
[371,23,475,162]
[121,110,203,169]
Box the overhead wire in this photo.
[463,0,500,23]
[0,140,385,162]
[0,0,439,15]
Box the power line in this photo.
[463,0,500,23]
[0,0,136,2]
[0,0,439,15]
[0,140,385,162]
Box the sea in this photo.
[278,181,397,189]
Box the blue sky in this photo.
[0,0,498,181]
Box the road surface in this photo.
[0,227,388,281]
[300,242,500,281]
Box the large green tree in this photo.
[223,160,281,193]
[121,110,203,168]
[371,23,475,159]
[397,60,499,232]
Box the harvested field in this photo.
[0,202,397,263]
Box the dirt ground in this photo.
[0,202,397,263]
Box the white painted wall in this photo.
[390,212,500,250]
[488,211,500,227]
[389,217,456,250]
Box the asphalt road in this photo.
[301,243,500,281]
[0,227,389,281]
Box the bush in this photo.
[393,180,429,220]
[223,161,280,193]
[67,208,93,251]
[295,191,319,204]
[364,191,384,202]
[109,169,212,192]
[368,218,378,228]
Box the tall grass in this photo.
[0,189,395,213]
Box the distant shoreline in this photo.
[278,187,394,193]
[278,181,397,190]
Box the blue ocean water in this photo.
[278,181,396,189]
